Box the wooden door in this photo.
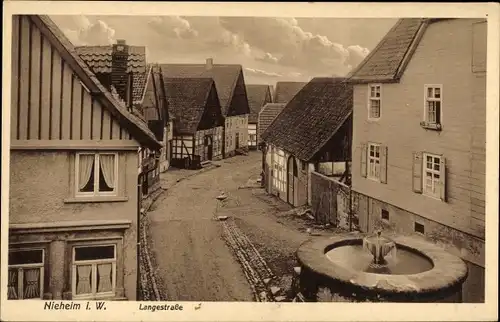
[235,132,240,149]
[287,156,297,206]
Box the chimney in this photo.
[111,39,130,105]
[205,58,213,70]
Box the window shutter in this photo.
[380,145,388,184]
[360,143,367,178]
[412,152,423,193]
[439,157,447,201]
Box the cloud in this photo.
[148,16,198,39]
[257,52,279,64]
[244,67,282,78]
[219,17,371,76]
[54,16,115,46]
[346,45,370,69]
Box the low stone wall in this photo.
[352,191,485,303]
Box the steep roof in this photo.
[159,64,247,116]
[132,64,152,105]
[246,84,273,123]
[257,103,286,145]
[261,78,353,162]
[75,45,147,74]
[163,77,217,134]
[274,81,307,104]
[347,19,457,83]
[35,15,161,149]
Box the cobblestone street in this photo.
[142,152,337,301]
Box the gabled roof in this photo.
[132,64,152,106]
[35,15,161,150]
[257,103,286,144]
[246,84,273,123]
[75,45,147,74]
[159,64,246,116]
[261,78,353,162]
[274,81,307,104]
[347,19,455,83]
[164,77,217,134]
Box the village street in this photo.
[145,152,331,301]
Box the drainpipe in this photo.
[136,171,143,300]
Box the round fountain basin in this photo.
[295,233,468,302]
[326,244,433,275]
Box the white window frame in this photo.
[367,143,381,181]
[8,248,45,300]
[367,84,382,120]
[422,153,441,199]
[273,149,286,193]
[72,244,117,300]
[75,152,119,197]
[423,84,443,125]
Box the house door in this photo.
[287,156,297,206]
[235,133,240,149]
[204,135,213,160]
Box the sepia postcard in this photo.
[1,1,499,321]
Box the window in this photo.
[368,84,381,119]
[273,149,286,193]
[414,222,425,234]
[381,209,389,221]
[423,85,442,127]
[8,249,45,300]
[367,143,381,180]
[72,245,116,299]
[76,153,118,196]
[423,153,441,198]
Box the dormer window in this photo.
[368,84,381,120]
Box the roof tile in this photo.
[246,84,273,123]
[261,78,353,161]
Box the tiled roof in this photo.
[159,64,248,116]
[274,81,307,104]
[261,78,353,162]
[132,64,152,105]
[163,77,217,134]
[246,84,273,123]
[75,45,147,74]
[347,18,428,83]
[36,15,161,150]
[257,103,286,145]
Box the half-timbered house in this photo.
[164,77,225,168]
[246,84,273,149]
[160,59,250,158]
[347,18,486,302]
[8,15,161,301]
[261,78,353,207]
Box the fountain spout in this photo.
[362,231,397,266]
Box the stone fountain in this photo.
[294,231,468,302]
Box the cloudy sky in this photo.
[51,15,396,85]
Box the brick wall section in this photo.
[351,19,486,239]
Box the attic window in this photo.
[421,85,442,131]
[368,84,381,120]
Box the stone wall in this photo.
[353,191,485,303]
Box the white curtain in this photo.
[23,269,40,299]
[99,155,115,189]
[97,264,112,293]
[79,155,94,190]
[8,269,18,299]
[76,265,92,295]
